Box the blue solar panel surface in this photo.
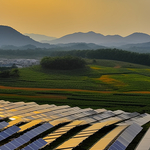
[21,138,47,150]
[108,123,142,150]
[0,121,9,130]
[0,125,20,141]
[0,123,53,150]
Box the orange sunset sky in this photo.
[0,0,150,37]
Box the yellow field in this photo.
[98,75,126,87]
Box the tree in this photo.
[10,68,19,77]
[0,70,10,78]
[40,56,86,70]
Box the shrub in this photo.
[0,68,19,78]
[0,70,10,78]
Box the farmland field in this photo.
[0,59,150,114]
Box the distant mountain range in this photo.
[24,33,57,42]
[49,31,150,47]
[119,41,150,53]
[0,25,106,50]
[1,25,150,53]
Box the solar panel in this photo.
[0,145,11,150]
[55,120,118,150]
[44,120,83,144]
[4,142,17,149]
[19,134,30,142]
[89,125,128,150]
[0,121,9,130]
[108,123,142,150]
[135,127,150,150]
[0,125,20,141]
[23,107,72,121]
[25,131,35,139]
[0,123,53,150]
[16,137,26,145]
[21,138,47,150]
[6,118,23,128]
[19,119,43,132]
[1,100,150,150]
[11,139,22,148]
[109,141,126,150]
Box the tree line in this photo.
[49,49,150,66]
[1,48,150,66]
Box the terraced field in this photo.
[0,59,150,114]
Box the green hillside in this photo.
[0,59,150,113]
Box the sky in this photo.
[0,0,150,38]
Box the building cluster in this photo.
[0,59,40,68]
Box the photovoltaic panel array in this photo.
[123,113,150,126]
[44,120,83,144]
[21,138,47,150]
[55,119,120,150]
[108,123,142,150]
[92,111,115,120]
[0,100,150,150]
[0,123,53,150]
[0,125,20,142]
[89,125,128,150]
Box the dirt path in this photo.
[0,93,67,99]
[0,85,150,94]
[0,85,113,93]
[114,65,121,68]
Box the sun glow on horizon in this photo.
[0,0,150,37]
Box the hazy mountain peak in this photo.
[0,25,23,37]
[0,25,51,48]
[87,31,95,33]
[126,32,150,38]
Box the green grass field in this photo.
[0,59,150,114]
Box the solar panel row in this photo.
[124,113,150,126]
[89,125,128,150]
[55,119,120,150]
[44,120,83,144]
[19,119,43,132]
[21,138,47,150]
[108,123,143,150]
[0,123,53,150]
[0,100,150,150]
[135,127,150,150]
[0,125,20,142]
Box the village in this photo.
[0,59,40,68]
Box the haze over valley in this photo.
[0,25,150,53]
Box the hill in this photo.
[0,25,51,48]
[0,59,150,113]
[49,31,150,46]
[0,26,106,50]
[120,41,150,53]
